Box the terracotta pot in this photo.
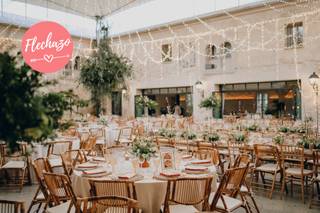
[140,159,150,168]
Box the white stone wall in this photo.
[110,1,320,121]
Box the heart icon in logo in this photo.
[43,54,54,63]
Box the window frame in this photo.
[285,22,303,48]
[161,43,173,63]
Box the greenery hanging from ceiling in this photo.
[79,30,133,116]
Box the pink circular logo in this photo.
[21,21,73,73]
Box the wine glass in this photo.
[131,158,139,174]
[153,157,160,175]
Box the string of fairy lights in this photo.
[0,0,319,91]
[107,1,320,92]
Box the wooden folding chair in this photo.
[115,127,134,146]
[194,148,225,174]
[60,150,86,180]
[27,158,52,213]
[76,195,140,213]
[309,149,320,208]
[0,200,25,213]
[280,145,313,203]
[232,154,260,213]
[251,144,282,199]
[163,176,213,213]
[0,143,28,191]
[43,172,78,213]
[206,166,249,212]
[89,179,137,200]
[80,136,97,156]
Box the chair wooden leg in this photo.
[309,180,314,209]
[20,168,26,191]
[301,177,305,203]
[269,172,277,199]
[290,177,293,196]
[27,186,41,213]
[281,174,286,200]
[250,193,260,213]
[316,181,320,200]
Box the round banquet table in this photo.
[71,156,217,213]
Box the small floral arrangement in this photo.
[132,137,157,160]
[278,126,289,133]
[246,124,259,132]
[297,136,320,149]
[181,131,197,140]
[290,126,306,134]
[207,133,220,142]
[158,128,167,137]
[233,133,246,143]
[99,115,108,125]
[166,129,176,138]
[273,135,284,145]
[135,95,158,110]
[158,128,176,138]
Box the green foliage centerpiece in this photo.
[132,137,157,168]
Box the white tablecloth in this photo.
[71,159,217,213]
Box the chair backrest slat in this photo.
[0,200,25,213]
[210,166,248,211]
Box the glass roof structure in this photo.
[2,0,273,38]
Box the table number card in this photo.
[160,147,176,170]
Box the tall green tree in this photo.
[0,52,53,149]
[79,37,133,116]
[0,52,88,150]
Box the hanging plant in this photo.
[79,36,133,116]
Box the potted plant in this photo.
[158,128,167,137]
[273,135,284,145]
[207,133,220,143]
[181,131,197,140]
[297,136,320,149]
[135,96,158,117]
[199,94,221,118]
[166,129,176,139]
[233,133,246,143]
[246,124,259,132]
[132,137,156,168]
[278,126,289,133]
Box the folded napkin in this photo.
[182,155,192,159]
[118,173,136,179]
[160,170,181,177]
[185,165,208,172]
[191,159,212,165]
[83,168,106,175]
[77,162,98,169]
[92,157,106,162]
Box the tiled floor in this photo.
[0,185,319,212]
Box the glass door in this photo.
[112,92,122,116]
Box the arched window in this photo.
[206,44,216,58]
[205,44,217,69]
[74,56,81,70]
[223,42,232,58]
